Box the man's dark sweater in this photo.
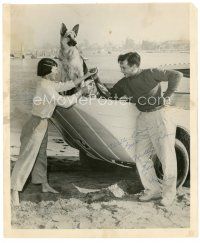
[109,68,183,112]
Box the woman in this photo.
[11,58,95,206]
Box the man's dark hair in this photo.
[37,58,58,77]
[118,52,141,67]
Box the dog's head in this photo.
[60,23,79,47]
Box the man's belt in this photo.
[140,105,165,113]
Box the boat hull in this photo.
[51,98,141,163]
[51,98,189,165]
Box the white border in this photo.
[0,0,199,241]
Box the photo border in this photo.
[3,3,198,237]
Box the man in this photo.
[109,52,182,207]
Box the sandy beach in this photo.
[11,132,190,229]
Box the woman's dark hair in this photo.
[37,58,58,77]
[118,52,141,67]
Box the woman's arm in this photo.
[55,85,92,109]
[53,81,76,92]
[74,68,98,86]
[54,90,82,108]
[51,68,98,94]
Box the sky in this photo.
[10,3,190,51]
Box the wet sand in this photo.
[10,133,190,229]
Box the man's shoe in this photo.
[160,197,174,207]
[139,190,162,202]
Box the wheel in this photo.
[152,139,189,188]
[79,151,118,172]
[176,127,190,186]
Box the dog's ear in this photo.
[60,23,67,36]
[72,24,79,36]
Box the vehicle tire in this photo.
[152,139,189,188]
[79,151,118,172]
[176,127,190,187]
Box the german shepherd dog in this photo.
[59,23,110,97]
[59,23,88,94]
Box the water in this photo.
[10,52,190,132]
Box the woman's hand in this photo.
[83,68,98,81]
[87,68,98,79]
[81,81,94,96]
[74,68,98,86]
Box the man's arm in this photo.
[108,79,125,99]
[152,68,183,98]
[163,70,183,98]
[91,76,125,99]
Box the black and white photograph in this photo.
[3,2,198,237]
